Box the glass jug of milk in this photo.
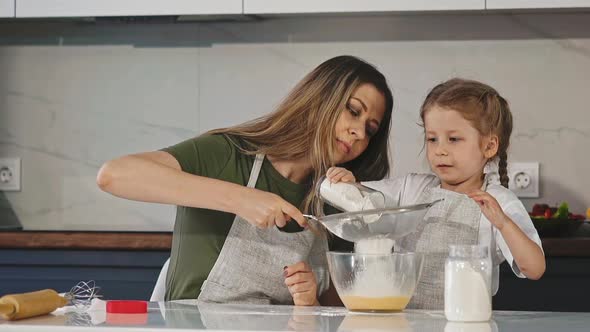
[445,244,492,322]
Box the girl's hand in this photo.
[284,262,319,306]
[234,187,307,229]
[469,190,546,280]
[326,167,356,183]
[468,190,510,230]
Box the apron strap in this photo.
[246,154,265,188]
[199,153,265,293]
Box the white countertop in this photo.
[1,300,590,331]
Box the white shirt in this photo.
[363,172,544,295]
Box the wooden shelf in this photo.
[0,231,172,251]
[0,231,588,256]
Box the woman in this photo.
[97,55,394,305]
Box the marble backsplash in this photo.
[0,12,589,231]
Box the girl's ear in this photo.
[484,135,499,159]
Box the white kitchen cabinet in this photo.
[0,0,14,17]
[487,0,590,9]
[244,0,485,14]
[15,0,242,18]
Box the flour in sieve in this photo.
[319,180,380,223]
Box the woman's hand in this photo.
[326,167,356,183]
[233,187,308,229]
[467,190,509,230]
[284,262,319,306]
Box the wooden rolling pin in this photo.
[0,289,68,321]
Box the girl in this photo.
[97,55,394,305]
[327,78,545,309]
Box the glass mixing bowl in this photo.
[327,251,424,312]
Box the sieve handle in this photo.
[302,214,319,221]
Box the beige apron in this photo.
[396,187,482,310]
[198,154,329,305]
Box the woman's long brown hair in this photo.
[207,55,394,218]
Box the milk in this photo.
[444,260,492,322]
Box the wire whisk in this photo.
[63,280,102,309]
[65,312,93,326]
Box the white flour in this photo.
[320,181,403,298]
[354,238,394,255]
[320,181,367,211]
[444,261,491,322]
[319,180,379,223]
[349,238,400,297]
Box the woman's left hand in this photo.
[467,190,510,230]
[284,262,319,306]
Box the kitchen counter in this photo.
[0,231,589,256]
[1,301,590,331]
[2,233,590,312]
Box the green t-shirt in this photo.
[162,134,311,300]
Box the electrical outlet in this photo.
[0,157,21,191]
[507,162,539,198]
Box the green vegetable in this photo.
[552,202,569,219]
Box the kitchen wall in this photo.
[0,12,589,231]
